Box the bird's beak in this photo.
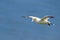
[21,16,29,18]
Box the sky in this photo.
[0,0,60,40]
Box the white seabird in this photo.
[22,15,54,26]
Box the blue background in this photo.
[0,0,60,40]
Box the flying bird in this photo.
[22,15,54,26]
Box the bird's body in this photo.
[22,15,54,26]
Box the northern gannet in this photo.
[22,15,54,26]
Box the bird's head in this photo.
[22,16,41,22]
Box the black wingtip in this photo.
[48,23,51,26]
[48,23,53,26]
[47,16,54,18]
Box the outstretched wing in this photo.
[41,16,54,21]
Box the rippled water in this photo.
[0,0,60,40]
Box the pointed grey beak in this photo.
[21,16,29,18]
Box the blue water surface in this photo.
[0,0,60,40]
